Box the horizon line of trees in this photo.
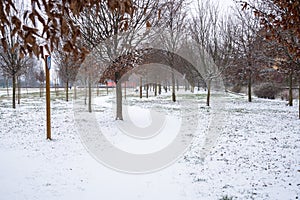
[0,0,299,118]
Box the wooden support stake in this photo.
[45,55,51,140]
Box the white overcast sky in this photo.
[190,0,236,15]
[218,0,235,9]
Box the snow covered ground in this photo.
[0,88,299,200]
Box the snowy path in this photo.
[0,93,299,200]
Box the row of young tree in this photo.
[0,0,299,118]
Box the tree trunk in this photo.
[40,83,43,98]
[124,81,127,100]
[298,80,300,119]
[191,84,194,93]
[288,70,293,106]
[26,83,28,95]
[84,79,87,105]
[74,83,77,100]
[146,84,149,98]
[88,77,92,113]
[140,77,143,99]
[172,73,176,102]
[54,81,57,96]
[206,79,211,107]
[158,83,162,95]
[154,82,157,96]
[176,79,179,91]
[12,75,16,109]
[116,81,123,120]
[66,81,69,102]
[248,71,252,102]
[164,81,168,93]
[17,76,21,105]
[97,83,100,96]
[106,82,109,95]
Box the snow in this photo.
[0,88,299,200]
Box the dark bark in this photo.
[124,81,127,100]
[164,81,168,93]
[88,76,92,113]
[116,82,123,120]
[17,77,20,105]
[66,81,69,102]
[172,73,176,102]
[146,84,149,98]
[140,77,143,99]
[206,79,211,107]
[84,79,87,105]
[288,70,293,106]
[106,82,109,95]
[12,75,16,109]
[40,83,43,97]
[158,83,162,95]
[298,80,300,119]
[248,71,252,102]
[74,83,77,100]
[55,82,58,96]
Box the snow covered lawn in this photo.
[0,90,299,200]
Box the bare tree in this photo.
[73,0,160,120]
[53,48,82,102]
[0,35,32,108]
[190,0,235,106]
[153,0,188,102]
[240,0,300,118]
[35,67,45,98]
[77,54,104,113]
[232,3,262,102]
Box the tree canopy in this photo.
[0,0,133,59]
[239,0,300,61]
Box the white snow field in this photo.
[0,88,299,200]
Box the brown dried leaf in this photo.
[32,44,39,56]
[10,27,18,37]
[12,43,19,52]
[22,25,38,33]
[25,34,36,45]
[12,16,21,30]
[63,42,73,52]
[35,10,45,26]
[0,25,4,36]
[19,51,25,59]
[44,44,50,54]
[146,21,151,29]
[1,38,8,51]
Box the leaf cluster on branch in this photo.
[238,0,300,61]
[0,0,133,59]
